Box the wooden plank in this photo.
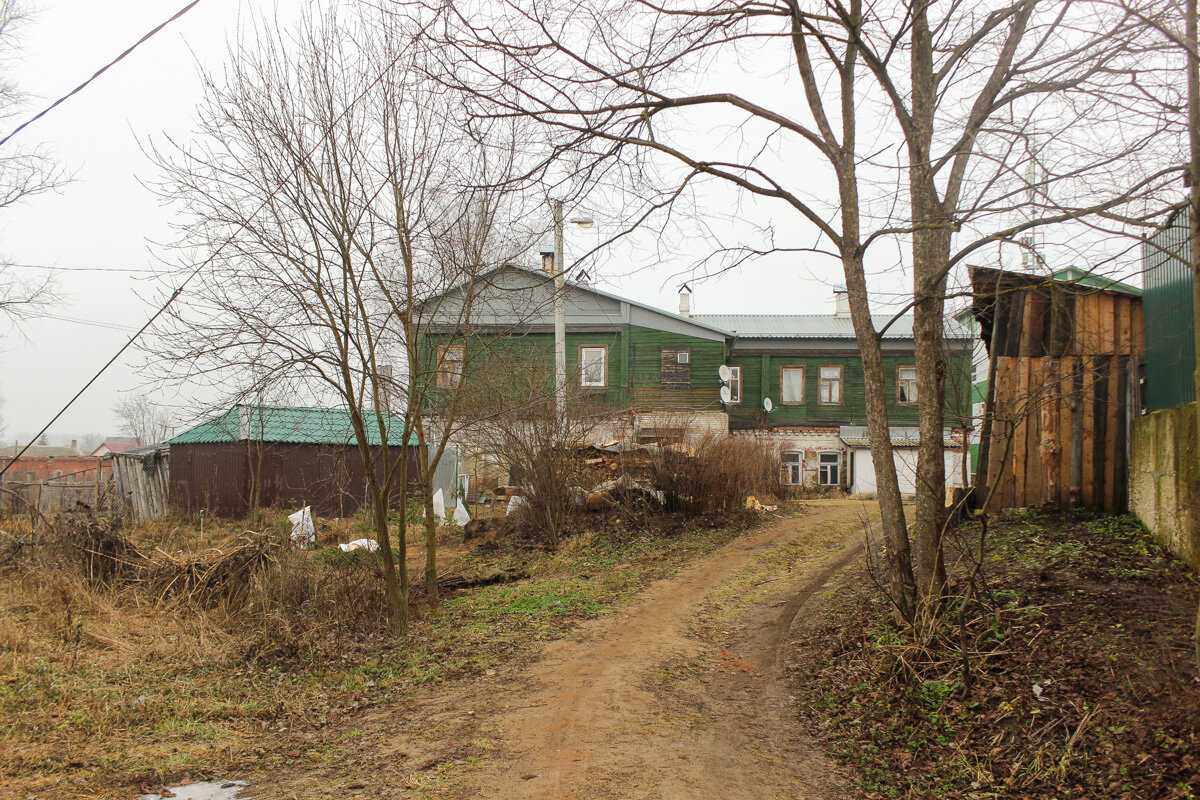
[1104,357,1123,513]
[1081,356,1097,509]
[1069,359,1085,508]
[1027,358,1045,505]
[1099,357,1113,513]
[1013,356,1030,506]
[1040,357,1060,507]
[1115,355,1130,511]
[987,357,1010,510]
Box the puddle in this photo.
[139,780,249,800]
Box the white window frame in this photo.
[898,365,918,405]
[727,365,741,404]
[818,365,843,405]
[818,450,841,486]
[781,366,805,404]
[579,345,608,388]
[782,451,803,485]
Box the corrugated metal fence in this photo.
[1143,206,1196,411]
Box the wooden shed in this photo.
[969,267,1143,512]
[168,405,421,518]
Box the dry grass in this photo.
[0,502,768,799]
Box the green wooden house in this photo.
[418,266,972,493]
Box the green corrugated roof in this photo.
[168,405,417,446]
[1050,267,1142,297]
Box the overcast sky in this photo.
[0,0,862,445]
[0,0,1151,446]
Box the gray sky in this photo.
[0,0,1149,445]
[0,0,858,444]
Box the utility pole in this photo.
[553,200,567,420]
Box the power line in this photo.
[0,45,408,479]
[1,263,160,277]
[0,1,203,149]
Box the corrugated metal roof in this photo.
[839,425,962,448]
[168,405,418,446]
[691,314,916,339]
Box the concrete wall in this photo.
[1129,401,1200,570]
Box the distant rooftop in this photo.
[169,405,418,446]
[691,313,937,339]
[0,444,84,459]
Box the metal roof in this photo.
[169,405,418,446]
[691,314,916,339]
[838,425,963,448]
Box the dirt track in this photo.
[451,499,877,800]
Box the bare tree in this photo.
[149,7,538,632]
[0,1,67,327]
[405,0,1180,620]
[112,396,173,445]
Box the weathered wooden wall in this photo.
[977,272,1143,512]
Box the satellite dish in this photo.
[763,397,774,413]
[718,364,732,382]
[719,385,733,404]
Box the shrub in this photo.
[650,435,781,516]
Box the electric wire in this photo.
[0,46,406,478]
[0,1,203,148]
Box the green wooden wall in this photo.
[418,326,724,411]
[726,352,971,429]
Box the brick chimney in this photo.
[678,283,692,317]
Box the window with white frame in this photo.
[727,365,741,403]
[580,345,608,388]
[898,365,918,404]
[782,451,803,485]
[781,366,805,404]
[818,365,843,404]
[818,451,841,486]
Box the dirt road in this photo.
[450,499,877,800]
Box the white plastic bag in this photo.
[453,500,471,527]
[338,538,379,553]
[288,506,314,548]
[432,488,445,521]
[506,494,526,516]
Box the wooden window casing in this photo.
[780,366,805,404]
[818,365,843,405]
[897,365,918,405]
[437,345,465,388]
[782,451,803,485]
[727,365,741,403]
[579,345,609,388]
[817,451,841,486]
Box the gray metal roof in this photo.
[692,313,973,340]
[692,314,913,339]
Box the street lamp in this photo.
[551,201,594,420]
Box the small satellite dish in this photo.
[719,385,733,404]
[763,397,774,413]
[718,364,732,382]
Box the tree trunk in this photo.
[844,251,917,619]
[375,495,408,633]
[424,497,440,606]
[911,224,952,604]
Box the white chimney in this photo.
[678,283,692,317]
[833,284,850,317]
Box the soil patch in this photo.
[789,510,1200,799]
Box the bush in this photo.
[650,435,781,516]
